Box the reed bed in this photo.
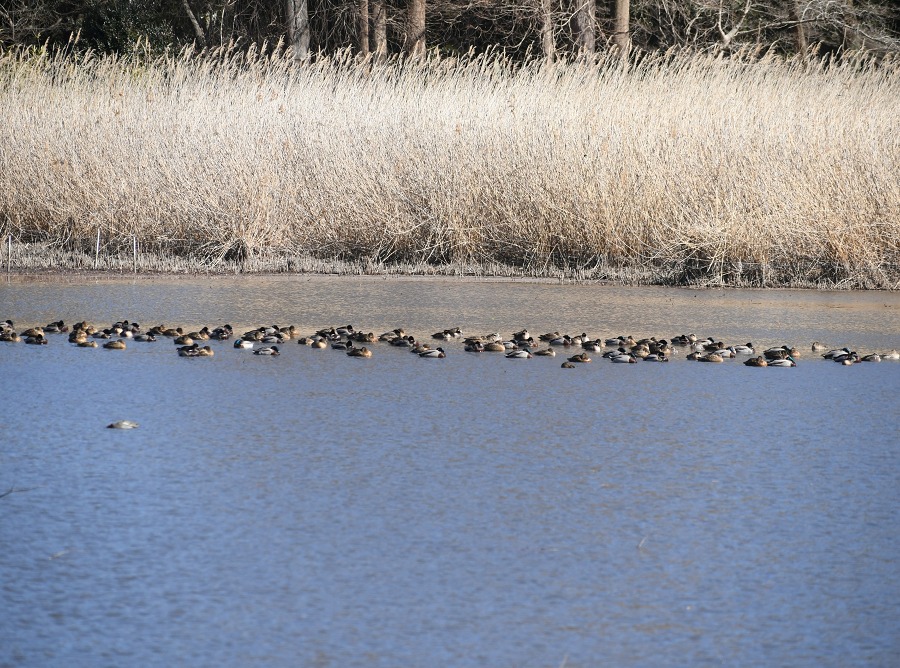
[1,47,898,287]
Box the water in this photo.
[2,276,899,667]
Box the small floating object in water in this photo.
[107,420,139,429]
[560,361,576,369]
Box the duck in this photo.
[768,355,797,367]
[330,339,353,350]
[732,343,755,355]
[743,356,768,367]
[505,349,533,359]
[610,353,637,363]
[649,340,673,356]
[830,350,857,363]
[419,347,446,358]
[335,325,355,337]
[882,349,899,360]
[822,347,851,360]
[188,326,211,340]
[133,333,157,342]
[391,335,416,348]
[177,343,200,357]
[210,325,233,340]
[352,331,377,343]
[582,339,603,353]
[234,339,255,349]
[464,341,485,352]
[410,343,432,354]
[560,361,576,368]
[25,334,48,345]
[765,345,800,359]
[174,335,194,345]
[484,341,506,352]
[643,353,669,362]
[103,339,127,350]
[379,328,405,342]
[20,326,43,338]
[107,420,139,429]
[44,320,68,333]
[512,328,531,341]
[671,333,697,345]
[549,335,573,347]
[196,345,214,357]
[539,331,561,342]
[533,347,556,357]
[161,327,183,337]
[1,331,22,342]
[76,340,98,348]
[347,346,373,358]
[699,353,724,363]
[811,341,827,351]
[860,353,881,362]
[434,327,462,340]
[253,346,280,356]
[279,325,299,339]
[764,346,790,360]
[570,333,588,346]
[686,351,704,360]
[310,338,328,349]
[567,352,592,363]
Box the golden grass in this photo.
[1,47,898,287]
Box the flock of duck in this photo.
[1,319,897,367]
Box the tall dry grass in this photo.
[0,46,898,286]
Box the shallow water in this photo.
[1,276,899,667]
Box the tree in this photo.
[573,0,595,55]
[406,0,426,57]
[614,0,630,53]
[539,0,556,59]
[286,0,310,60]
[371,0,388,57]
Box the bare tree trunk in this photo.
[286,0,310,61]
[842,0,859,51]
[182,0,206,46]
[359,0,370,56]
[613,0,630,54]
[539,0,556,60]
[789,2,808,56]
[406,0,426,57]
[372,0,388,58]
[573,0,595,57]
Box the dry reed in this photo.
[1,46,898,287]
